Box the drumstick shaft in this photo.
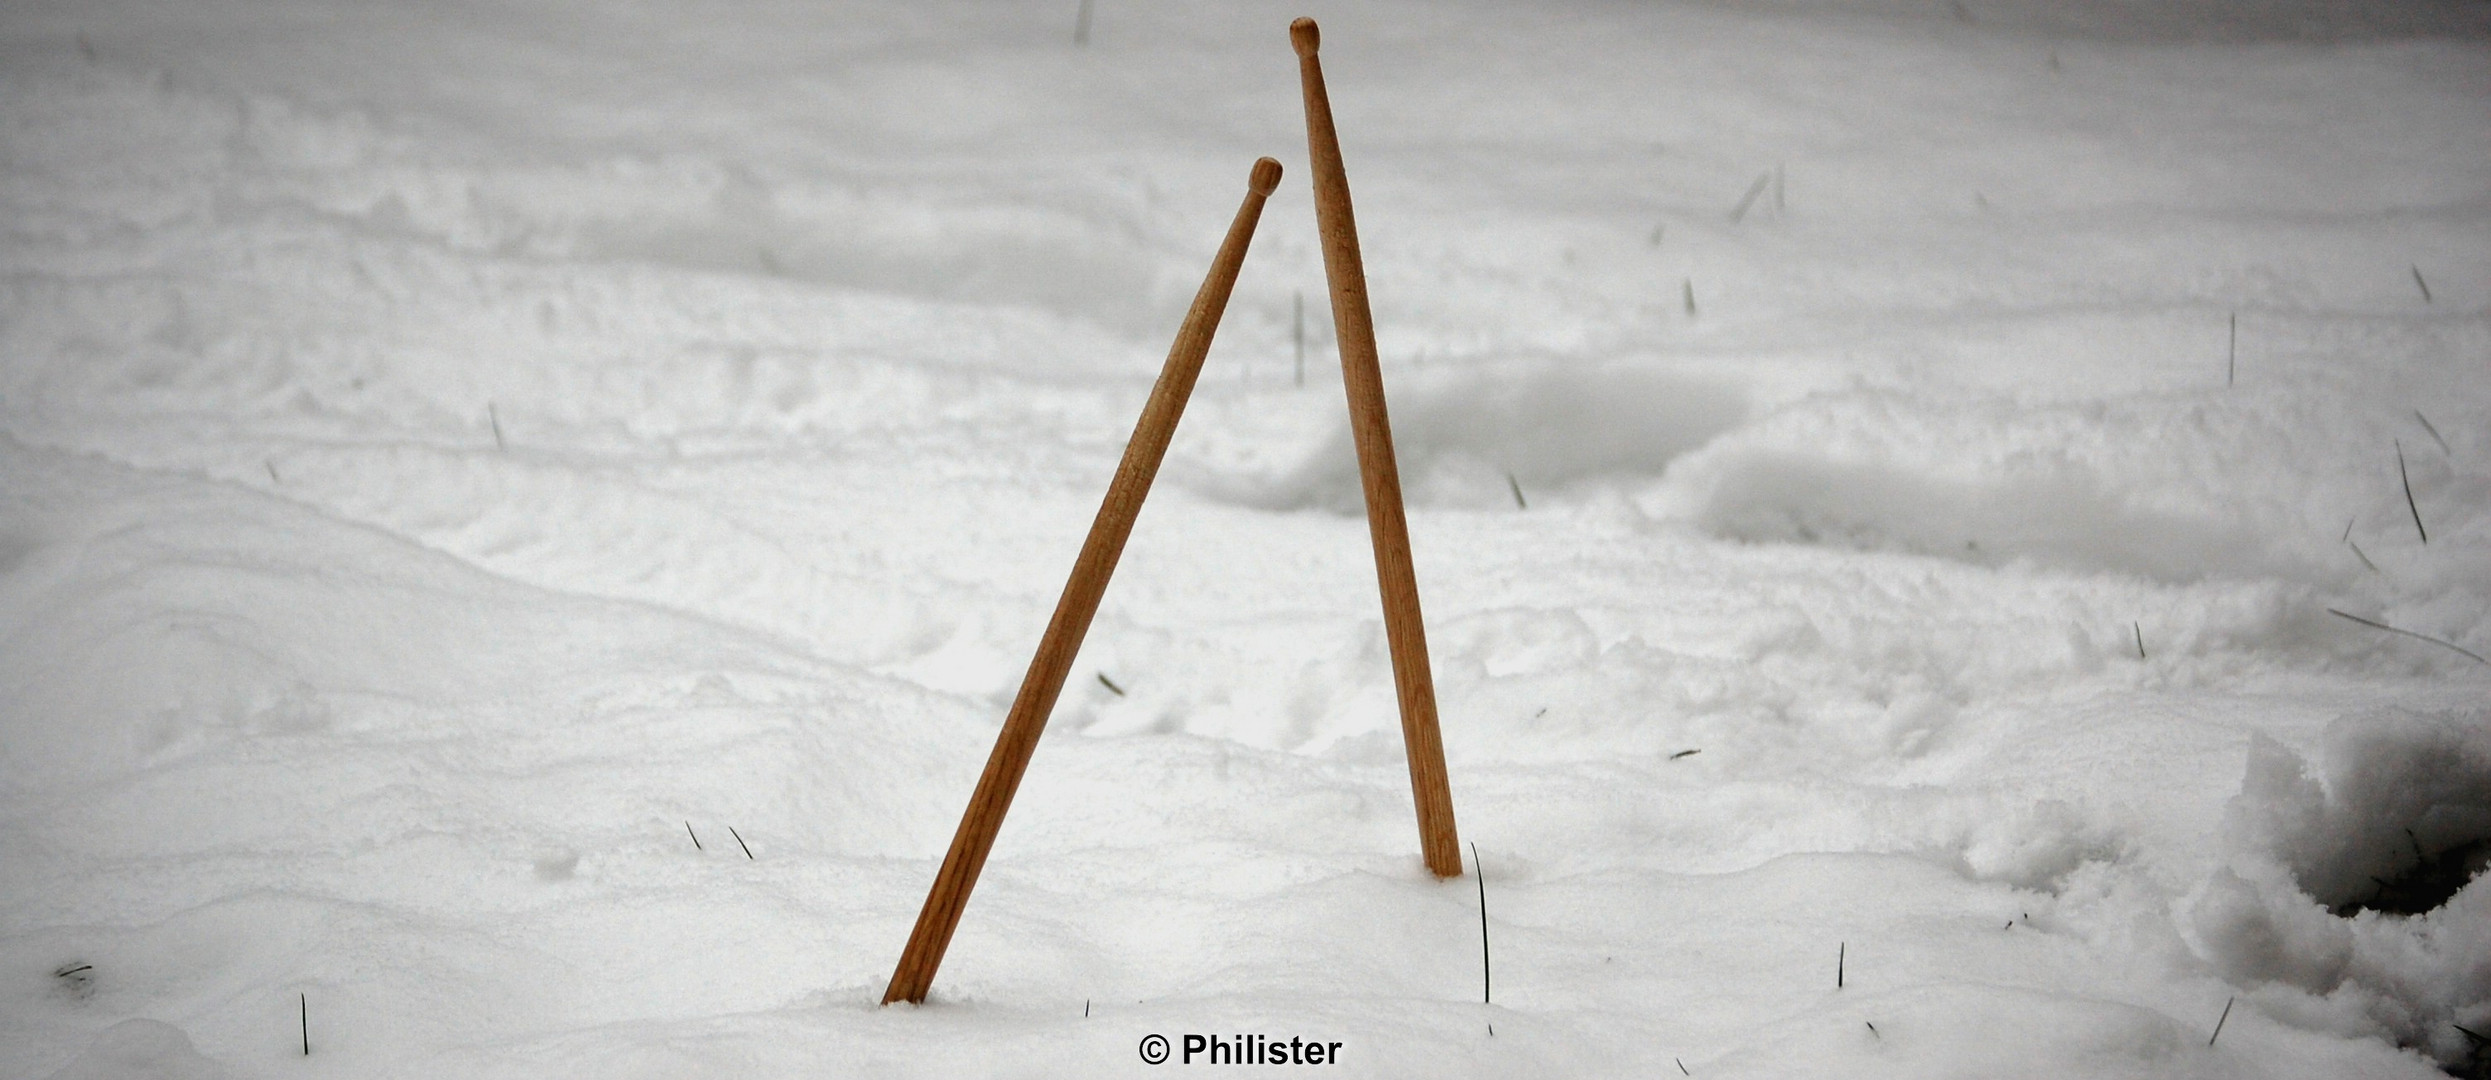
[883,158,1287,1005]
[1292,17,1462,880]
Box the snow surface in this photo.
[4,0,2488,1076]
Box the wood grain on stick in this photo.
[882,157,1284,1006]
[1292,17,1463,879]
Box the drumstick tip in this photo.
[1290,17,1319,56]
[1249,157,1283,195]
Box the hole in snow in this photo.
[2230,713,2491,916]
[2193,708,2491,1072]
[2332,836,2491,918]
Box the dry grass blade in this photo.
[2416,410,2449,454]
[1472,841,1490,1004]
[2328,609,2488,666]
[2348,539,2379,574]
[1728,173,1771,222]
[2397,440,2426,544]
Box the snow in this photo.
[3,0,2487,1076]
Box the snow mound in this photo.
[1665,386,2323,584]
[1186,360,1745,512]
[1657,380,2491,678]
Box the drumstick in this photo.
[1292,17,1462,880]
[883,157,1286,1005]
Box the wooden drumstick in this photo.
[883,157,1286,1006]
[1291,17,1462,880]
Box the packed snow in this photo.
[3,0,2488,1076]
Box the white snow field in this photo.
[4,0,2489,1076]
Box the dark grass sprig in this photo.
[2342,517,2379,572]
[2208,996,2234,1047]
[1728,174,1770,223]
[685,821,702,851]
[1472,841,1491,1005]
[2348,539,2379,573]
[301,992,310,1056]
[54,962,95,1003]
[2397,440,2426,544]
[1097,673,1125,697]
[1670,749,1700,760]
[2328,609,2488,666]
[2412,265,2433,304]
[1837,942,1845,989]
[2134,622,2146,660]
[2454,1022,2487,1047]
[730,826,753,860]
[1683,279,1697,317]
[2416,410,2449,454]
[1506,473,1527,510]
